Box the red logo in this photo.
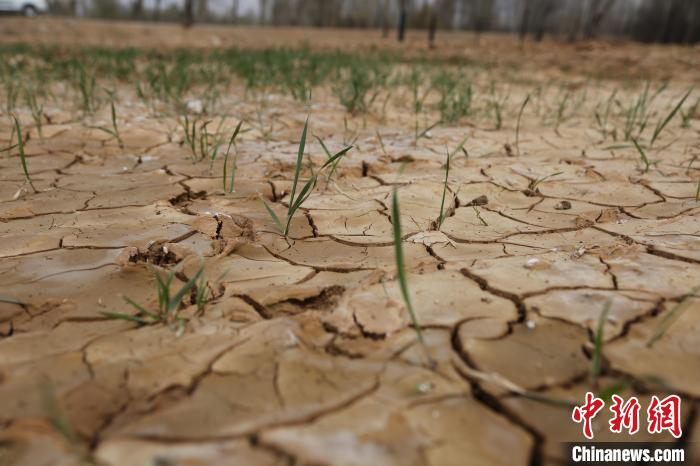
[572,392,605,440]
[609,395,640,435]
[572,392,682,440]
[647,395,682,438]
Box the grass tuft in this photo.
[647,285,700,347]
[437,147,451,229]
[222,120,244,192]
[515,94,530,156]
[590,299,612,388]
[650,88,693,147]
[102,263,206,332]
[632,138,652,173]
[91,90,123,148]
[391,185,425,346]
[263,119,352,236]
[11,114,38,194]
[528,171,563,194]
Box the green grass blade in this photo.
[530,171,563,191]
[591,299,612,387]
[647,285,700,347]
[448,135,469,162]
[438,147,450,228]
[316,136,352,182]
[632,138,650,173]
[515,94,530,156]
[168,265,204,314]
[416,120,440,140]
[651,88,692,146]
[195,274,209,313]
[223,150,229,191]
[376,130,387,157]
[0,295,25,306]
[391,186,424,344]
[316,135,333,159]
[221,121,243,192]
[0,143,18,153]
[152,269,168,312]
[285,176,317,235]
[262,197,285,234]
[11,114,37,193]
[100,310,150,325]
[123,296,159,321]
[288,118,309,217]
[319,145,353,171]
[41,383,79,447]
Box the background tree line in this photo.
[49,0,700,44]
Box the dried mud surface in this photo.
[1,23,700,466]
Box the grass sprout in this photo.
[527,171,563,194]
[591,299,612,387]
[437,147,451,229]
[0,295,26,308]
[650,88,693,147]
[376,129,388,158]
[647,285,700,347]
[316,136,344,183]
[515,94,530,156]
[11,114,38,194]
[91,90,123,148]
[432,69,472,123]
[25,84,44,138]
[632,138,652,173]
[102,264,205,332]
[473,206,488,226]
[40,383,99,465]
[554,89,571,131]
[263,119,352,236]
[222,120,244,192]
[681,97,698,128]
[415,120,440,143]
[391,186,426,348]
[180,115,223,163]
[76,66,98,113]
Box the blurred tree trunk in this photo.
[436,0,456,30]
[660,0,684,43]
[231,0,239,23]
[473,0,494,39]
[398,0,407,42]
[131,0,143,19]
[197,0,208,22]
[583,0,616,39]
[685,0,700,43]
[381,0,390,37]
[533,0,557,42]
[259,0,269,24]
[428,5,437,48]
[567,0,583,42]
[153,0,161,21]
[183,0,194,27]
[519,0,531,41]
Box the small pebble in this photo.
[525,258,540,268]
[555,200,572,210]
[414,382,434,394]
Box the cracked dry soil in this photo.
[1,22,700,466]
